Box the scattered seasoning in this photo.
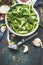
[20,0,28,2]
[2,41,7,45]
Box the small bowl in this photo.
[16,0,31,4]
[5,4,40,37]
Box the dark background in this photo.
[0,0,43,65]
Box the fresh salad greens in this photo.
[7,4,38,34]
[12,0,16,5]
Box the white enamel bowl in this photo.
[5,4,40,36]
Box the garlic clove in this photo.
[33,42,41,47]
[0,5,10,14]
[32,38,42,47]
[1,26,7,33]
[23,45,29,53]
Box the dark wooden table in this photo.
[0,0,43,65]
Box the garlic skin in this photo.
[32,38,42,47]
[11,34,15,38]
[1,26,7,33]
[23,45,28,53]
